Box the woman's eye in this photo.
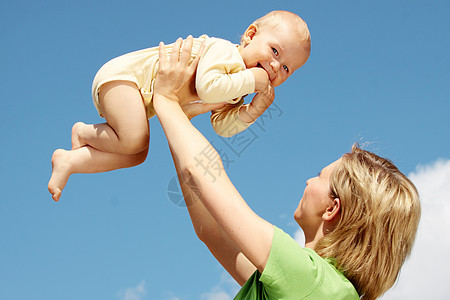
[283,65,289,72]
[272,47,278,55]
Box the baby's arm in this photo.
[210,85,275,137]
[239,85,275,123]
[210,101,248,137]
[196,40,255,103]
[197,39,273,137]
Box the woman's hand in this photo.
[154,36,224,119]
[154,36,200,103]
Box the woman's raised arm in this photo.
[153,37,274,274]
[171,149,257,285]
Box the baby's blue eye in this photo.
[272,47,278,55]
[283,65,289,72]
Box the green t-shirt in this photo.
[234,226,359,300]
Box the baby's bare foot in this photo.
[48,149,73,201]
[71,122,86,150]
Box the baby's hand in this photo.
[250,67,270,92]
[239,84,275,123]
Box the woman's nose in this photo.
[306,176,317,186]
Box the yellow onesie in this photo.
[92,35,256,137]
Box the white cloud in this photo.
[159,290,181,300]
[382,159,450,299]
[201,272,240,300]
[201,290,232,300]
[294,227,305,246]
[118,280,146,300]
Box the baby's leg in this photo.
[72,81,150,154]
[49,80,150,201]
[48,145,149,201]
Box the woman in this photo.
[153,37,421,300]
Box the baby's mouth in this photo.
[257,63,273,81]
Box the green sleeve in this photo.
[234,226,359,300]
[259,226,324,299]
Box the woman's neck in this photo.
[303,224,326,249]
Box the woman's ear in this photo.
[323,198,341,222]
[242,24,258,46]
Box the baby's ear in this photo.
[242,24,258,45]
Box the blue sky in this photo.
[1,0,449,299]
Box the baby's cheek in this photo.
[272,77,284,87]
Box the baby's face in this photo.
[240,22,309,87]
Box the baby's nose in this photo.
[270,60,280,71]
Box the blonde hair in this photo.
[242,10,311,54]
[315,145,421,300]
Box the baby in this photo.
[48,10,311,201]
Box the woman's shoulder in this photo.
[263,226,324,278]
[260,226,359,299]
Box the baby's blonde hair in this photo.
[315,145,421,300]
[242,10,311,54]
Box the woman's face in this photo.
[294,159,340,231]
